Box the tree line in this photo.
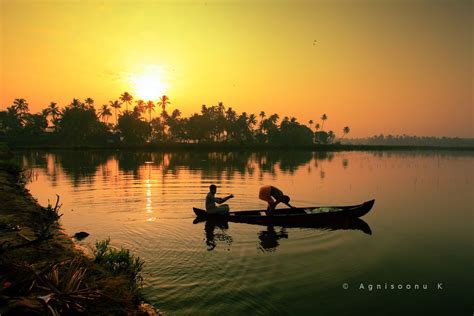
[343,134,474,147]
[0,93,350,146]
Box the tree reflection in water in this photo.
[19,150,471,186]
[19,150,333,184]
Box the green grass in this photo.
[93,238,145,288]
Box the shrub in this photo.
[93,238,144,287]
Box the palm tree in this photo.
[166,109,183,141]
[327,130,335,143]
[248,113,257,130]
[98,104,112,123]
[13,98,29,114]
[320,114,327,130]
[41,108,49,119]
[120,92,133,112]
[146,100,155,122]
[45,102,61,127]
[225,107,237,122]
[84,97,94,109]
[8,99,29,126]
[315,123,320,131]
[217,102,225,114]
[268,113,280,124]
[70,98,82,108]
[109,100,122,125]
[258,111,266,132]
[132,101,146,117]
[158,96,171,139]
[136,99,146,116]
[308,120,313,129]
[157,95,170,115]
[47,102,60,118]
[341,126,350,139]
[171,108,181,119]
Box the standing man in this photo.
[206,184,234,214]
[259,185,294,215]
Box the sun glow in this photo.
[130,66,167,100]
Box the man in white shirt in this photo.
[206,184,234,214]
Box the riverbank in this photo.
[0,145,160,315]
[7,142,474,152]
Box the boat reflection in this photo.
[193,216,372,252]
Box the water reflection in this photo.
[117,151,154,175]
[369,150,474,159]
[198,218,233,251]
[193,217,372,252]
[20,150,473,186]
[342,158,349,169]
[59,151,112,186]
[258,226,288,252]
[17,150,338,184]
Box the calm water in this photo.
[18,150,473,315]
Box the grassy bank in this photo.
[0,144,160,315]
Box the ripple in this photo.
[22,150,474,315]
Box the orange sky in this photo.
[0,0,472,137]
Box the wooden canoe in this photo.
[193,199,375,226]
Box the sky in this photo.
[0,0,472,137]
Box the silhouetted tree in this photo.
[135,99,145,111]
[157,95,170,114]
[215,102,227,141]
[186,113,211,142]
[150,117,166,142]
[315,131,332,144]
[248,113,257,130]
[277,117,313,145]
[0,106,22,136]
[117,111,151,143]
[98,104,112,123]
[232,112,253,143]
[23,112,48,136]
[146,100,155,122]
[70,98,83,109]
[120,92,133,112]
[13,98,29,115]
[84,97,94,109]
[259,113,280,143]
[133,104,146,117]
[320,114,327,130]
[341,126,350,139]
[165,109,186,141]
[109,100,122,125]
[2,95,357,148]
[45,102,61,128]
[327,130,336,143]
[56,105,108,144]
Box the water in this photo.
[17,150,473,315]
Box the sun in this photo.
[130,66,167,100]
